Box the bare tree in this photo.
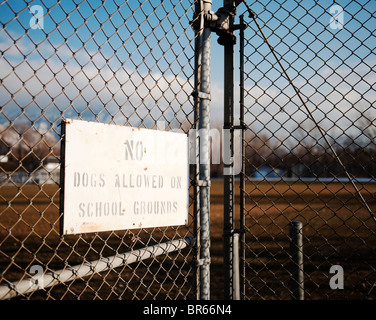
[357,107,376,149]
[0,122,60,170]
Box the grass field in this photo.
[210,179,376,299]
[1,180,376,299]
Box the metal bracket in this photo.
[196,257,211,266]
[207,1,244,46]
[223,228,248,237]
[192,90,211,101]
[210,6,237,46]
[223,124,247,130]
[192,179,211,187]
[191,1,246,45]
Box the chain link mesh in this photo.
[240,1,376,299]
[0,0,197,300]
[2,0,376,301]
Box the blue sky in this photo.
[0,0,195,130]
[0,0,375,144]
[209,0,376,144]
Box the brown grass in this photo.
[1,180,376,299]
[210,179,376,299]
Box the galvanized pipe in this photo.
[0,236,194,300]
[197,0,212,300]
[223,0,235,300]
[232,233,240,300]
[239,14,246,300]
[223,42,235,300]
[289,221,304,300]
[193,0,204,300]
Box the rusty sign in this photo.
[60,119,189,235]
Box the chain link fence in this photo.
[239,0,376,299]
[0,0,198,300]
[1,0,376,301]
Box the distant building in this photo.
[0,155,60,185]
[33,157,60,185]
[254,166,286,179]
[0,154,18,184]
[290,163,307,178]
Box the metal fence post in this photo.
[196,0,212,300]
[239,13,246,300]
[232,232,240,300]
[289,221,304,300]
[222,0,236,300]
[193,0,202,301]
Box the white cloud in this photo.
[0,33,195,128]
[1,25,375,144]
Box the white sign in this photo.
[60,119,189,235]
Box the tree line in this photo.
[0,122,60,171]
[210,112,376,179]
[1,117,375,180]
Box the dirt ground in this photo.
[1,180,376,299]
